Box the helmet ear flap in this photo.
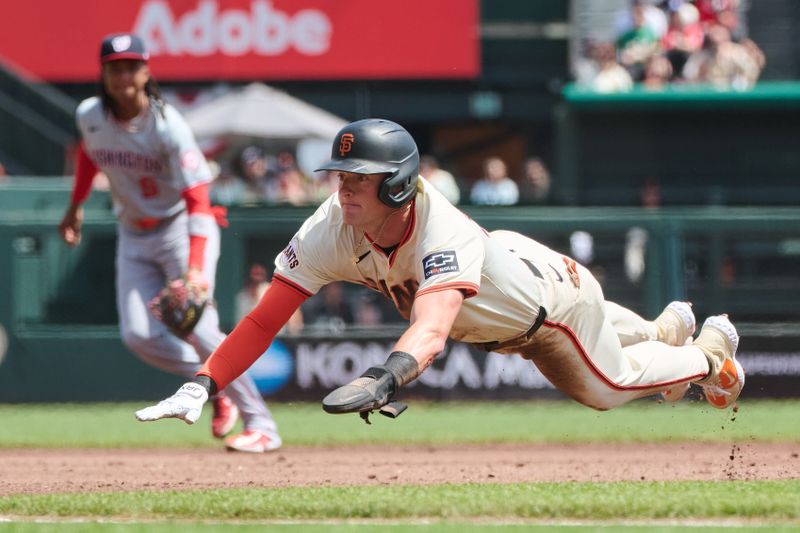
[379,157,418,208]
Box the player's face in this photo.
[337,172,393,228]
[102,60,150,103]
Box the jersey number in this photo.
[139,176,159,198]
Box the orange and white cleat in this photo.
[224,429,282,453]
[693,315,744,409]
[211,395,239,439]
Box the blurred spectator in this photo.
[419,155,461,205]
[354,296,383,327]
[614,0,668,40]
[263,151,311,206]
[695,0,742,38]
[588,42,634,93]
[684,24,762,89]
[661,3,704,52]
[642,54,673,89]
[310,170,341,203]
[303,282,354,333]
[624,176,661,284]
[661,3,704,77]
[616,3,661,80]
[694,0,723,27]
[0,160,7,180]
[581,0,763,90]
[235,263,303,334]
[210,162,248,207]
[265,167,310,206]
[237,146,274,204]
[570,231,595,266]
[640,175,662,208]
[470,157,519,206]
[741,37,766,73]
[518,157,552,205]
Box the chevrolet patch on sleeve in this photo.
[422,250,459,279]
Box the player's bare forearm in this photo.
[393,321,449,373]
[394,288,464,372]
[322,289,464,418]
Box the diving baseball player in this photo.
[135,118,743,427]
[59,33,280,452]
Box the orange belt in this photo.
[133,217,162,230]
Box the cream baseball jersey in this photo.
[273,178,549,344]
[76,97,212,228]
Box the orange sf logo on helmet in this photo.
[339,133,354,157]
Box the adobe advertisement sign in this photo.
[0,0,479,81]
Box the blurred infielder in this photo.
[136,118,744,427]
[59,33,280,452]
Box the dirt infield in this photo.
[1,442,797,496]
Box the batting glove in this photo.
[322,351,419,415]
[135,382,208,425]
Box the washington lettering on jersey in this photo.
[91,149,163,173]
[76,97,213,228]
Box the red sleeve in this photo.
[182,183,213,215]
[71,142,98,205]
[197,280,308,391]
[181,183,213,271]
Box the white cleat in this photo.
[224,430,283,453]
[655,301,696,346]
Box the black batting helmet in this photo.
[316,118,419,208]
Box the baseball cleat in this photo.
[224,429,282,453]
[693,315,744,409]
[656,302,696,402]
[211,395,239,438]
[655,301,696,346]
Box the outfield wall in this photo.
[0,188,798,401]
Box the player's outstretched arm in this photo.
[322,288,464,416]
[59,142,98,247]
[135,382,209,424]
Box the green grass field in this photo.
[2,399,799,448]
[1,400,799,531]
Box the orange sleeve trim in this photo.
[198,280,308,390]
[416,281,479,299]
[272,273,314,298]
[181,183,213,215]
[188,235,207,271]
[71,142,98,205]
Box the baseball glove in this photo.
[149,276,209,338]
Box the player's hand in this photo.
[186,269,209,296]
[135,382,208,424]
[58,204,84,247]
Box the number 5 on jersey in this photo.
[139,176,159,198]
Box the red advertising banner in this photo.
[0,0,479,81]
